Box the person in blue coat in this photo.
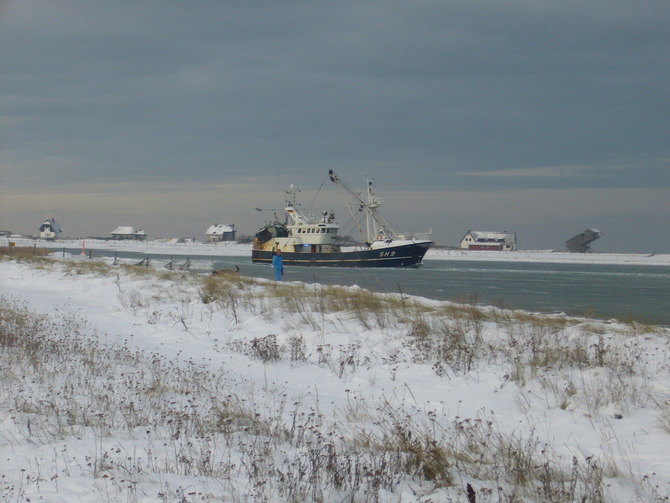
[272,249,284,281]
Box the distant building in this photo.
[39,218,63,240]
[460,230,517,251]
[111,226,147,241]
[565,228,602,253]
[206,223,236,242]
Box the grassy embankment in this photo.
[1,252,668,502]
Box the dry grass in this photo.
[0,245,51,266]
[0,245,51,257]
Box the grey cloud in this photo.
[443,164,670,191]
[1,0,668,250]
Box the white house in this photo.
[39,218,63,240]
[111,226,147,241]
[460,230,517,251]
[205,223,236,242]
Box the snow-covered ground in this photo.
[5,236,670,266]
[1,251,670,502]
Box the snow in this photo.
[427,247,670,266]
[1,243,670,501]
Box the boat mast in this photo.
[285,184,299,208]
[365,176,377,242]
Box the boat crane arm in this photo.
[328,170,367,241]
[328,170,359,198]
[328,169,398,241]
[255,207,286,226]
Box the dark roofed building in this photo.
[206,223,236,242]
[111,226,147,241]
[39,218,62,240]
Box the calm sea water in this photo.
[262,259,670,326]
[66,248,670,326]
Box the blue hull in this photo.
[252,242,431,268]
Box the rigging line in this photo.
[341,192,366,241]
[306,175,328,212]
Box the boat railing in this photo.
[395,232,432,242]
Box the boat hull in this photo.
[252,242,431,268]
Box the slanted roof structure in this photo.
[565,228,602,253]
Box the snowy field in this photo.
[2,248,670,502]
[4,236,670,266]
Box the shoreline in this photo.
[3,236,670,267]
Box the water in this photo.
[63,248,670,326]
[271,260,670,326]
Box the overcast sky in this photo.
[1,0,669,252]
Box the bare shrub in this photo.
[118,288,149,315]
[199,275,234,304]
[288,334,307,362]
[251,334,281,362]
[403,315,477,374]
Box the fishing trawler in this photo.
[251,170,432,268]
